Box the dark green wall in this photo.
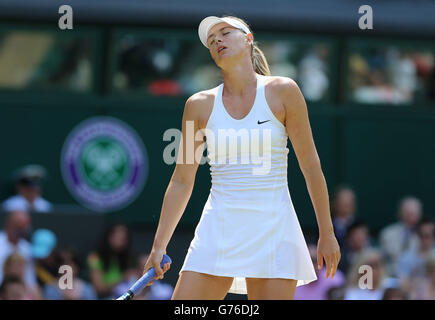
[1,96,433,232]
[341,111,435,230]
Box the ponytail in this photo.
[251,41,271,76]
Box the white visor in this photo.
[198,16,251,48]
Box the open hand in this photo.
[317,234,341,278]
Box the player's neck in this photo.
[221,67,257,97]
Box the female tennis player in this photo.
[143,15,341,300]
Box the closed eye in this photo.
[209,31,231,46]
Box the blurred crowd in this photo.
[0,213,173,300]
[0,165,174,300]
[2,30,434,105]
[294,185,434,300]
[0,165,434,300]
[115,38,331,102]
[350,48,435,105]
[115,37,435,106]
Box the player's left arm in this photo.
[278,77,341,278]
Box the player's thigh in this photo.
[171,271,234,300]
[246,278,297,300]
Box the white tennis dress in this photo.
[179,73,317,294]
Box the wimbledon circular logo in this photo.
[61,116,148,212]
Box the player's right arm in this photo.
[143,92,211,282]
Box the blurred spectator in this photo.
[44,248,96,300]
[344,248,393,300]
[87,224,135,299]
[0,210,37,287]
[114,254,173,300]
[408,254,435,300]
[44,39,92,91]
[183,64,221,93]
[116,39,184,96]
[264,42,297,80]
[0,276,27,300]
[380,196,422,275]
[395,218,435,281]
[293,243,346,300]
[32,229,61,288]
[2,253,41,299]
[326,285,346,300]
[148,79,182,96]
[382,287,407,300]
[331,185,357,246]
[338,220,371,274]
[298,46,329,101]
[387,50,417,103]
[2,165,52,213]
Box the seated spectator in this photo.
[32,229,61,288]
[0,210,37,288]
[344,248,394,300]
[379,196,422,275]
[331,185,357,246]
[293,243,346,300]
[114,253,173,300]
[382,287,407,300]
[338,220,371,274]
[408,254,435,300]
[87,224,135,299]
[326,285,346,300]
[297,46,329,102]
[2,253,42,299]
[395,218,435,281]
[44,248,96,300]
[2,165,52,213]
[0,276,27,300]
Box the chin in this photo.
[216,54,235,68]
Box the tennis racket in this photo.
[116,254,172,300]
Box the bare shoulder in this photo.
[184,88,217,128]
[259,76,304,126]
[264,75,301,97]
[265,75,306,113]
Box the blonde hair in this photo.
[222,15,271,76]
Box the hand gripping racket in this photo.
[116,254,172,300]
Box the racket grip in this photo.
[130,254,172,295]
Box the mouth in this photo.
[218,46,227,54]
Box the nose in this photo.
[214,35,223,44]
